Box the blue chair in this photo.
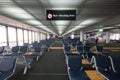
[96,46,108,55]
[63,45,71,54]
[19,46,28,53]
[63,42,69,46]
[71,42,76,48]
[84,45,90,57]
[96,46,103,52]
[11,46,19,53]
[109,56,120,74]
[84,45,94,63]
[0,57,16,80]
[24,43,28,46]
[93,55,120,80]
[31,46,42,61]
[46,43,51,51]
[11,46,33,74]
[67,55,89,80]
[0,47,4,54]
[76,45,85,58]
[76,41,83,46]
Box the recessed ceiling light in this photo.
[55,21,70,26]
[26,20,43,25]
[79,18,101,25]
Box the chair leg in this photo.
[23,65,28,74]
[36,56,39,61]
[23,63,31,74]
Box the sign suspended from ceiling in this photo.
[46,10,76,20]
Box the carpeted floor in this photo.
[8,41,69,80]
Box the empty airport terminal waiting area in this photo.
[0,36,120,80]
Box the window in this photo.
[110,33,120,40]
[29,31,32,44]
[32,31,35,42]
[116,34,120,40]
[34,32,37,41]
[0,25,7,46]
[24,30,28,43]
[18,28,23,46]
[41,33,46,40]
[8,27,16,47]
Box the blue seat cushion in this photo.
[26,58,33,64]
[98,69,120,80]
[0,59,15,72]
[0,70,13,80]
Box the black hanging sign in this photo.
[46,10,76,20]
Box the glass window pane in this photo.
[34,32,37,41]
[8,27,16,47]
[0,25,7,46]
[18,29,23,46]
[32,31,35,42]
[29,31,32,44]
[24,30,28,43]
[115,34,120,40]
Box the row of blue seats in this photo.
[63,41,83,47]
[63,40,117,80]
[32,38,56,51]
[63,42,90,80]
[91,55,120,80]
[0,38,56,80]
[63,45,94,59]
[0,45,43,80]
[64,45,120,80]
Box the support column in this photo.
[106,32,110,43]
[6,26,9,46]
[80,31,84,42]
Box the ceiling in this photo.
[0,0,120,36]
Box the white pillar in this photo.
[106,32,110,43]
[80,31,84,42]
[71,32,74,39]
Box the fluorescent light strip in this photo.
[79,18,101,25]
[1,7,34,19]
[64,26,84,35]
[58,30,63,35]
[26,20,43,25]
[57,26,66,31]
[49,0,83,7]
[1,7,27,13]
[55,21,70,26]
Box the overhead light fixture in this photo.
[63,25,85,36]
[49,0,83,8]
[14,14,34,19]
[38,26,56,34]
[26,20,43,25]
[37,26,47,28]
[57,26,66,31]
[79,18,101,25]
[99,29,103,32]
[1,7,26,13]
[75,26,85,28]
[1,7,34,19]
[0,0,12,2]
[55,21,70,26]
[58,30,63,35]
